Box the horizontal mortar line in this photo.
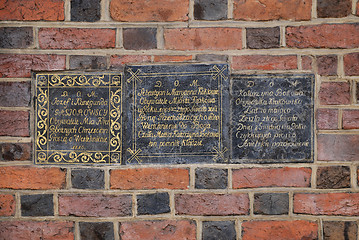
[320,76,359,81]
[0,107,31,111]
[0,137,31,143]
[317,105,359,109]
[318,130,359,134]
[0,78,31,82]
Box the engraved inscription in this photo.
[231,74,314,163]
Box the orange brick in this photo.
[232,55,297,70]
[242,220,318,240]
[111,168,189,190]
[0,194,15,216]
[110,0,188,22]
[39,28,116,49]
[164,28,242,51]
[232,167,311,188]
[294,193,359,215]
[0,166,66,190]
[154,55,193,62]
[110,55,151,68]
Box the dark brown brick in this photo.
[71,169,105,189]
[323,221,357,240]
[319,82,350,105]
[0,82,30,107]
[194,0,227,20]
[0,111,29,137]
[254,193,289,215]
[195,168,228,189]
[317,55,337,76]
[137,193,170,215]
[80,222,114,240]
[71,0,101,22]
[123,28,157,50]
[21,194,54,216]
[246,27,280,49]
[0,27,33,48]
[69,55,107,70]
[317,166,351,189]
[0,143,31,162]
[203,221,236,240]
[317,0,351,18]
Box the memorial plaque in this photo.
[231,74,314,163]
[35,72,122,164]
[123,64,229,164]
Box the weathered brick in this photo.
[317,55,337,76]
[21,194,53,216]
[71,169,104,189]
[232,167,311,188]
[175,193,249,216]
[137,193,170,215]
[80,222,114,240]
[164,28,242,51]
[0,221,74,240]
[0,82,30,107]
[0,111,29,137]
[343,110,359,129]
[123,28,157,50]
[59,194,132,217]
[317,109,338,130]
[318,134,359,161]
[71,0,100,22]
[242,220,318,240]
[194,0,227,20]
[323,221,357,240]
[246,27,280,49]
[233,0,311,21]
[317,166,350,189]
[203,221,236,240]
[110,0,189,22]
[319,82,350,105]
[344,52,359,76]
[110,55,151,68]
[0,194,15,216]
[0,143,31,161]
[0,166,66,190]
[195,168,228,189]
[286,24,359,49]
[69,55,107,70]
[317,0,351,18]
[0,0,64,21]
[154,55,193,62]
[0,27,33,49]
[302,56,313,70]
[110,168,189,190]
[0,54,66,78]
[232,55,297,70]
[254,193,289,215]
[119,220,196,240]
[195,54,228,62]
[39,28,116,49]
[294,193,359,215]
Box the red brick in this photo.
[232,167,311,188]
[154,55,193,62]
[233,0,311,21]
[39,28,116,49]
[317,55,337,76]
[111,168,189,190]
[302,56,313,70]
[110,0,188,22]
[344,52,359,76]
[59,194,132,217]
[294,193,359,215]
[286,24,359,49]
[343,110,359,129]
[0,0,64,21]
[175,193,249,215]
[164,28,242,51]
[0,166,66,190]
[0,221,74,240]
[357,2,359,16]
[319,82,350,105]
[317,109,338,130]
[242,220,318,240]
[0,54,66,78]
[318,134,359,161]
[232,55,297,70]
[110,55,151,68]
[0,194,15,216]
[119,220,196,240]
[0,111,28,137]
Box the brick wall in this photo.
[0,0,359,239]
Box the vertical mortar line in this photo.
[15,192,21,218]
[104,168,110,190]
[353,0,357,15]
[351,79,356,105]
[314,74,321,163]
[354,80,357,104]
[64,0,71,21]
[53,192,59,216]
[66,168,72,189]
[132,193,137,217]
[228,168,233,189]
[151,55,155,62]
[196,219,202,240]
[106,55,111,70]
[33,27,39,49]
[190,167,196,190]
[66,55,70,70]
[236,219,242,240]
[351,164,358,190]
[75,221,80,240]
[337,54,344,77]
[338,108,343,130]
[280,26,286,47]
[189,0,195,22]
[228,0,234,19]
[241,28,247,49]
[288,191,294,216]
[318,218,324,240]
[113,221,120,240]
[116,28,123,49]
[169,191,175,217]
[101,0,111,21]
[297,55,302,70]
[312,0,317,19]
[312,165,317,189]
[157,26,164,50]
[248,192,254,216]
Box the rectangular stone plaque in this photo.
[123,64,229,164]
[231,74,314,163]
[34,72,122,164]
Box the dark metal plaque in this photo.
[123,64,229,164]
[231,74,314,163]
[35,73,122,165]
